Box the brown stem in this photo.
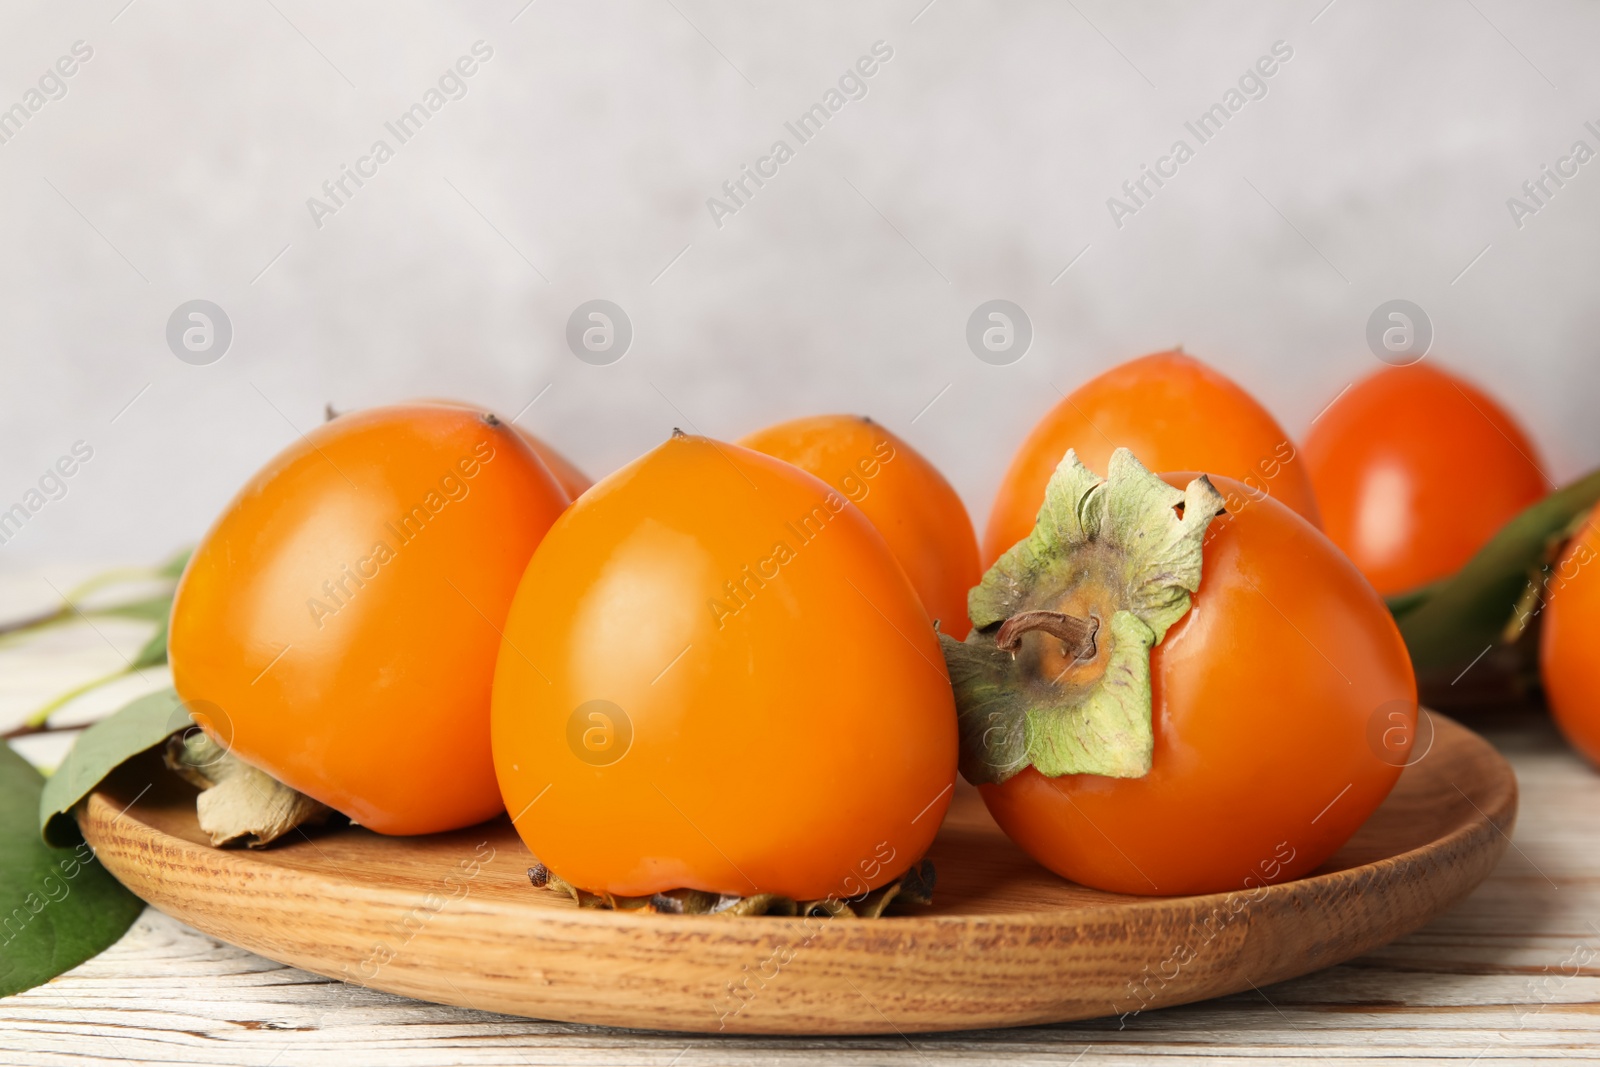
[995,610,1099,661]
[0,605,69,639]
[1,721,81,741]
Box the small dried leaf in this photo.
[164,733,331,848]
[649,887,725,914]
[895,858,936,905]
[713,894,800,917]
[529,860,937,918]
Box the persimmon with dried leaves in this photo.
[491,432,958,900]
[169,403,569,835]
[942,449,1415,896]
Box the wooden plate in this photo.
[79,712,1515,1035]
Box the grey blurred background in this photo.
[2,0,1597,569]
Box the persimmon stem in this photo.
[1,720,84,741]
[994,610,1099,661]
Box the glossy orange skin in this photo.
[984,351,1321,566]
[1303,364,1548,597]
[1540,505,1600,769]
[170,404,569,835]
[980,476,1416,896]
[491,434,958,900]
[739,415,981,639]
[418,399,591,501]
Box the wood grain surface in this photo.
[57,713,1513,1037]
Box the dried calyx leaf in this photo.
[527,860,936,918]
[165,732,332,848]
[940,448,1224,786]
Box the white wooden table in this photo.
[2,590,1598,1065]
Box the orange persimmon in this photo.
[943,452,1415,896]
[983,351,1320,566]
[491,432,958,900]
[740,415,981,638]
[170,403,568,834]
[1540,503,1600,768]
[1303,364,1548,596]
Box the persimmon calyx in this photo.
[938,448,1225,785]
[527,860,937,917]
[165,731,332,848]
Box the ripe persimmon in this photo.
[491,432,958,900]
[983,351,1320,566]
[943,450,1414,896]
[169,403,569,835]
[1540,504,1600,768]
[1303,364,1548,596]
[739,415,981,638]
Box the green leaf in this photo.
[1382,580,1441,620]
[155,547,193,580]
[129,615,169,669]
[0,742,144,997]
[2,554,182,733]
[92,593,173,623]
[38,689,186,847]
[1390,467,1600,670]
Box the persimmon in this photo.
[1540,504,1600,768]
[983,351,1320,566]
[491,432,958,900]
[739,415,981,638]
[942,449,1415,896]
[1303,364,1548,596]
[169,403,569,835]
